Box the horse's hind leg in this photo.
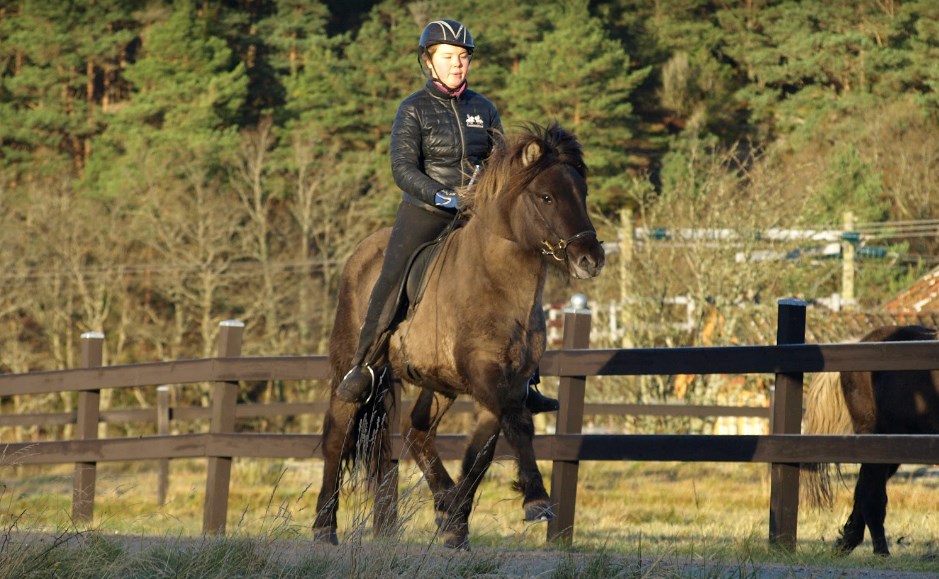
[438,407,501,549]
[312,399,357,545]
[401,390,457,530]
[863,463,898,556]
[835,463,897,556]
[835,503,865,554]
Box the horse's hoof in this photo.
[312,526,338,545]
[443,531,470,551]
[524,501,555,522]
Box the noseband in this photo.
[541,230,597,261]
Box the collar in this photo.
[425,79,467,100]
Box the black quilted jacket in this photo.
[390,80,503,205]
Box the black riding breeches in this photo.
[353,197,455,364]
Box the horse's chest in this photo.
[389,310,546,385]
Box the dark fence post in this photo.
[203,320,244,535]
[547,293,591,545]
[769,298,806,550]
[157,385,170,505]
[73,331,104,525]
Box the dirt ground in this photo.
[9,531,939,578]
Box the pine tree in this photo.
[83,0,249,198]
[0,1,141,179]
[504,0,650,209]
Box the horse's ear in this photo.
[522,141,542,166]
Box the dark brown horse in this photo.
[802,325,939,556]
[313,123,605,549]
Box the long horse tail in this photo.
[800,371,854,509]
[324,369,396,488]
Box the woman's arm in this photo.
[390,102,445,205]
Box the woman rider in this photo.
[336,19,558,414]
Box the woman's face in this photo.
[427,43,471,89]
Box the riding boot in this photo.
[525,370,559,414]
[336,318,382,403]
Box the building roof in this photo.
[882,267,939,313]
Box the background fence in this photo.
[1,297,937,548]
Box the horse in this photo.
[801,325,939,556]
[312,123,605,549]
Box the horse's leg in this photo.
[437,407,501,549]
[473,370,553,523]
[500,407,554,521]
[312,398,357,545]
[401,389,456,528]
[835,463,897,555]
[862,463,898,556]
[835,500,865,554]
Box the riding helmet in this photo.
[419,19,475,54]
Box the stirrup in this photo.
[336,364,376,403]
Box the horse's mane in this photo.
[460,122,587,211]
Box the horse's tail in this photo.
[800,371,854,509]
[322,368,396,488]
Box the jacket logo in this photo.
[465,114,484,128]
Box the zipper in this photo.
[449,98,467,186]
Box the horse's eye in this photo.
[540,194,553,204]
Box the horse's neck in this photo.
[456,217,547,307]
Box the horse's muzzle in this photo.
[568,239,605,279]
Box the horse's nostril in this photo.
[579,254,599,270]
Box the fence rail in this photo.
[1,298,938,549]
[0,400,772,429]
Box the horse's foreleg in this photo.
[499,407,554,522]
[312,399,357,545]
[402,389,456,524]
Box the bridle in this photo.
[541,230,597,262]
[524,183,598,262]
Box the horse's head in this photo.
[466,123,605,279]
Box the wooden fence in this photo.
[1,298,938,549]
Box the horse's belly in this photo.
[387,323,465,392]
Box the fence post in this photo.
[768,298,806,550]
[73,331,104,525]
[157,385,170,505]
[547,293,591,545]
[203,320,244,535]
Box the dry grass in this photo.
[1,455,937,577]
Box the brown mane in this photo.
[462,122,587,211]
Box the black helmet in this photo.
[419,19,474,54]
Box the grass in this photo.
[1,457,937,577]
